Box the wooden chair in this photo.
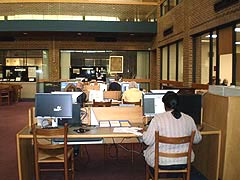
[146,131,196,180]
[32,123,74,180]
[92,99,112,107]
[0,87,11,105]
[123,99,141,106]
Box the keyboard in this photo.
[53,138,104,145]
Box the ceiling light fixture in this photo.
[205,34,217,38]
[234,28,240,32]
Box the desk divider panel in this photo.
[92,106,143,124]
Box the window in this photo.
[0,50,49,81]
[160,41,183,81]
[235,24,240,85]
[160,0,181,16]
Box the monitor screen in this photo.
[150,89,179,94]
[60,82,78,91]
[121,82,140,92]
[51,91,83,104]
[88,90,104,102]
[178,94,202,125]
[142,93,166,117]
[35,93,72,118]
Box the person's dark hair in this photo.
[162,91,181,119]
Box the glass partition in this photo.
[0,50,49,82]
[60,50,150,80]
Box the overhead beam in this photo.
[0,0,157,6]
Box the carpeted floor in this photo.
[0,102,146,180]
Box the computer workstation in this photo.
[16,90,221,180]
[34,93,103,144]
[142,92,202,126]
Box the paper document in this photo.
[113,127,143,136]
[99,121,110,127]
[110,121,121,127]
[98,120,131,127]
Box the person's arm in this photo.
[191,120,202,144]
[142,118,157,146]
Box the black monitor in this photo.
[142,93,166,117]
[58,103,82,127]
[177,94,202,125]
[35,93,72,119]
[51,91,83,104]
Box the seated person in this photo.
[142,91,202,176]
[76,81,87,108]
[221,79,228,86]
[108,76,121,91]
[122,81,142,103]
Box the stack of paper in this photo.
[99,121,110,127]
[120,120,131,127]
[110,121,121,127]
[98,120,131,127]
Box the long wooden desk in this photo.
[16,106,221,180]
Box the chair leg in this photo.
[64,159,68,180]
[145,164,150,180]
[35,164,40,180]
[71,152,75,180]
[131,143,134,164]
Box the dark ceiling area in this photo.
[0,31,156,42]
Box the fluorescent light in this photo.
[235,28,240,32]
[235,42,240,45]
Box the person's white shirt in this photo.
[143,111,202,167]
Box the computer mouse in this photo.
[74,128,88,133]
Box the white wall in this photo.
[60,52,71,80]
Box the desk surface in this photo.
[18,124,143,139]
[18,122,220,139]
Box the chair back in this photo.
[93,99,112,107]
[32,123,68,161]
[0,86,11,105]
[153,130,196,180]
[123,99,141,106]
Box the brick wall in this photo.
[157,0,240,86]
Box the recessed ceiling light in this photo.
[23,32,28,35]
[77,33,82,36]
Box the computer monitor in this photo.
[121,82,140,92]
[51,91,83,104]
[58,103,82,127]
[60,82,78,91]
[142,93,166,117]
[88,90,104,102]
[35,93,72,119]
[150,89,179,94]
[178,94,202,125]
